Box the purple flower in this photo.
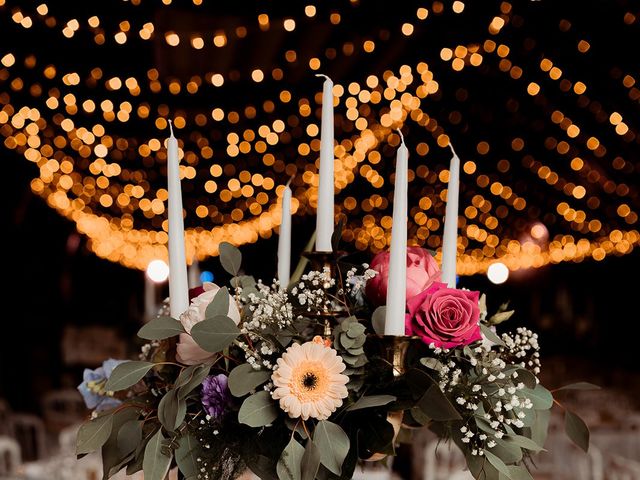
[77,359,128,411]
[201,374,231,419]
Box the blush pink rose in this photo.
[405,282,481,348]
[365,247,440,306]
[176,282,241,365]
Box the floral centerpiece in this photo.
[76,240,595,480]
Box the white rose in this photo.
[176,282,241,365]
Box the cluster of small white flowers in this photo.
[344,265,376,298]
[290,268,334,314]
[235,280,296,371]
[500,327,541,374]
[428,340,541,457]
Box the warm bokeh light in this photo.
[146,259,170,283]
[487,262,509,284]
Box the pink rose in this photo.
[405,282,481,348]
[176,282,241,365]
[365,247,440,306]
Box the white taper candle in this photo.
[167,120,190,318]
[277,178,293,289]
[315,74,335,252]
[384,130,409,336]
[441,144,460,288]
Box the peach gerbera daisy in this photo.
[271,341,349,421]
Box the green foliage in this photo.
[228,363,271,397]
[347,394,396,412]
[105,361,154,392]
[313,421,350,476]
[190,314,240,353]
[158,389,186,431]
[219,242,242,276]
[332,317,367,390]
[142,430,172,480]
[77,413,113,455]
[205,287,230,318]
[175,363,211,399]
[175,433,202,479]
[238,391,278,427]
[301,440,321,480]
[480,323,505,346]
[564,409,590,452]
[371,306,386,335]
[277,437,304,480]
[416,385,462,421]
[137,316,184,340]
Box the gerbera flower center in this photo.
[302,372,319,390]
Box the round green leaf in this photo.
[228,363,271,397]
[190,315,240,353]
[219,242,242,275]
[238,391,278,427]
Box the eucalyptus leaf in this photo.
[420,357,445,371]
[521,384,553,410]
[105,361,154,392]
[238,391,278,427]
[101,408,141,479]
[554,382,600,392]
[191,314,240,353]
[492,437,523,464]
[219,242,242,275]
[76,414,114,455]
[313,420,350,476]
[502,465,534,480]
[480,323,505,347]
[277,437,304,480]
[489,310,515,325]
[346,323,366,338]
[516,369,537,389]
[176,433,202,478]
[504,434,545,452]
[143,430,172,480]
[137,316,184,340]
[347,395,396,412]
[301,440,321,480]
[484,449,512,478]
[531,409,550,448]
[564,409,589,452]
[205,287,230,318]
[117,420,142,457]
[228,363,271,397]
[158,389,187,431]
[371,306,386,335]
[339,335,355,349]
[417,385,462,421]
[176,364,211,399]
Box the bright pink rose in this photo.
[405,282,481,348]
[365,247,440,306]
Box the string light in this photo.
[0,0,637,275]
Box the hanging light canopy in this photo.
[0,0,637,274]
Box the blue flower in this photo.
[77,359,128,411]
